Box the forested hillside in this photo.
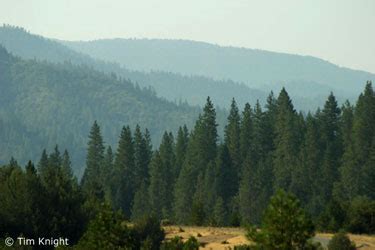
[1,83,374,249]
[0,46,201,175]
[63,38,375,102]
[0,25,268,109]
[76,83,375,232]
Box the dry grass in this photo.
[164,226,375,250]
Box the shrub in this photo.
[160,236,184,250]
[133,215,165,250]
[160,236,200,250]
[327,232,356,250]
[346,196,375,234]
[246,190,315,250]
[183,236,200,250]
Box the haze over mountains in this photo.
[63,38,375,106]
[2,25,374,111]
[0,26,266,109]
[0,24,374,173]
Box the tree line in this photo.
[0,82,374,248]
[82,81,375,233]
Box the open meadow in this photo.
[164,226,375,250]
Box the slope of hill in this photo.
[63,37,375,101]
[0,45,201,175]
[0,25,268,109]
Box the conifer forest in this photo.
[1,2,375,249]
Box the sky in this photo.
[1,0,374,73]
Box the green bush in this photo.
[133,215,165,250]
[327,232,356,250]
[183,236,200,250]
[246,190,315,250]
[346,196,375,234]
[160,236,184,250]
[160,236,199,250]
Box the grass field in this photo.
[164,226,375,249]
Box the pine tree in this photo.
[173,98,217,224]
[159,132,175,217]
[318,93,342,202]
[131,180,150,221]
[215,144,236,204]
[191,173,206,225]
[102,146,114,201]
[200,97,218,164]
[37,149,49,180]
[273,88,298,191]
[148,151,168,220]
[334,102,358,203]
[240,103,253,164]
[361,137,375,199]
[61,149,73,180]
[225,98,241,177]
[239,155,270,225]
[174,125,189,180]
[290,114,320,212]
[134,124,150,188]
[76,203,136,250]
[112,126,135,217]
[81,121,105,198]
[212,196,226,226]
[247,190,315,250]
[353,81,375,166]
[202,161,218,223]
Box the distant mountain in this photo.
[0,45,202,175]
[63,37,375,105]
[0,25,268,109]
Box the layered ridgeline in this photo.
[0,46,202,175]
[0,25,267,109]
[63,37,375,108]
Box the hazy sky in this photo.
[1,0,374,73]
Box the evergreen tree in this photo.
[240,103,253,164]
[131,180,150,222]
[37,149,49,180]
[201,97,218,162]
[361,137,375,199]
[225,98,241,177]
[76,203,136,250]
[353,81,375,166]
[173,98,217,224]
[273,88,298,191]
[291,114,320,214]
[134,124,150,188]
[102,146,114,201]
[202,161,218,224]
[247,190,315,250]
[318,93,342,202]
[112,126,135,217]
[81,121,105,199]
[174,125,189,180]
[239,156,270,225]
[159,132,175,217]
[212,196,227,226]
[215,144,236,204]
[62,149,74,180]
[148,151,168,220]
[191,173,206,225]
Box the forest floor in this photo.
[164,225,375,250]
